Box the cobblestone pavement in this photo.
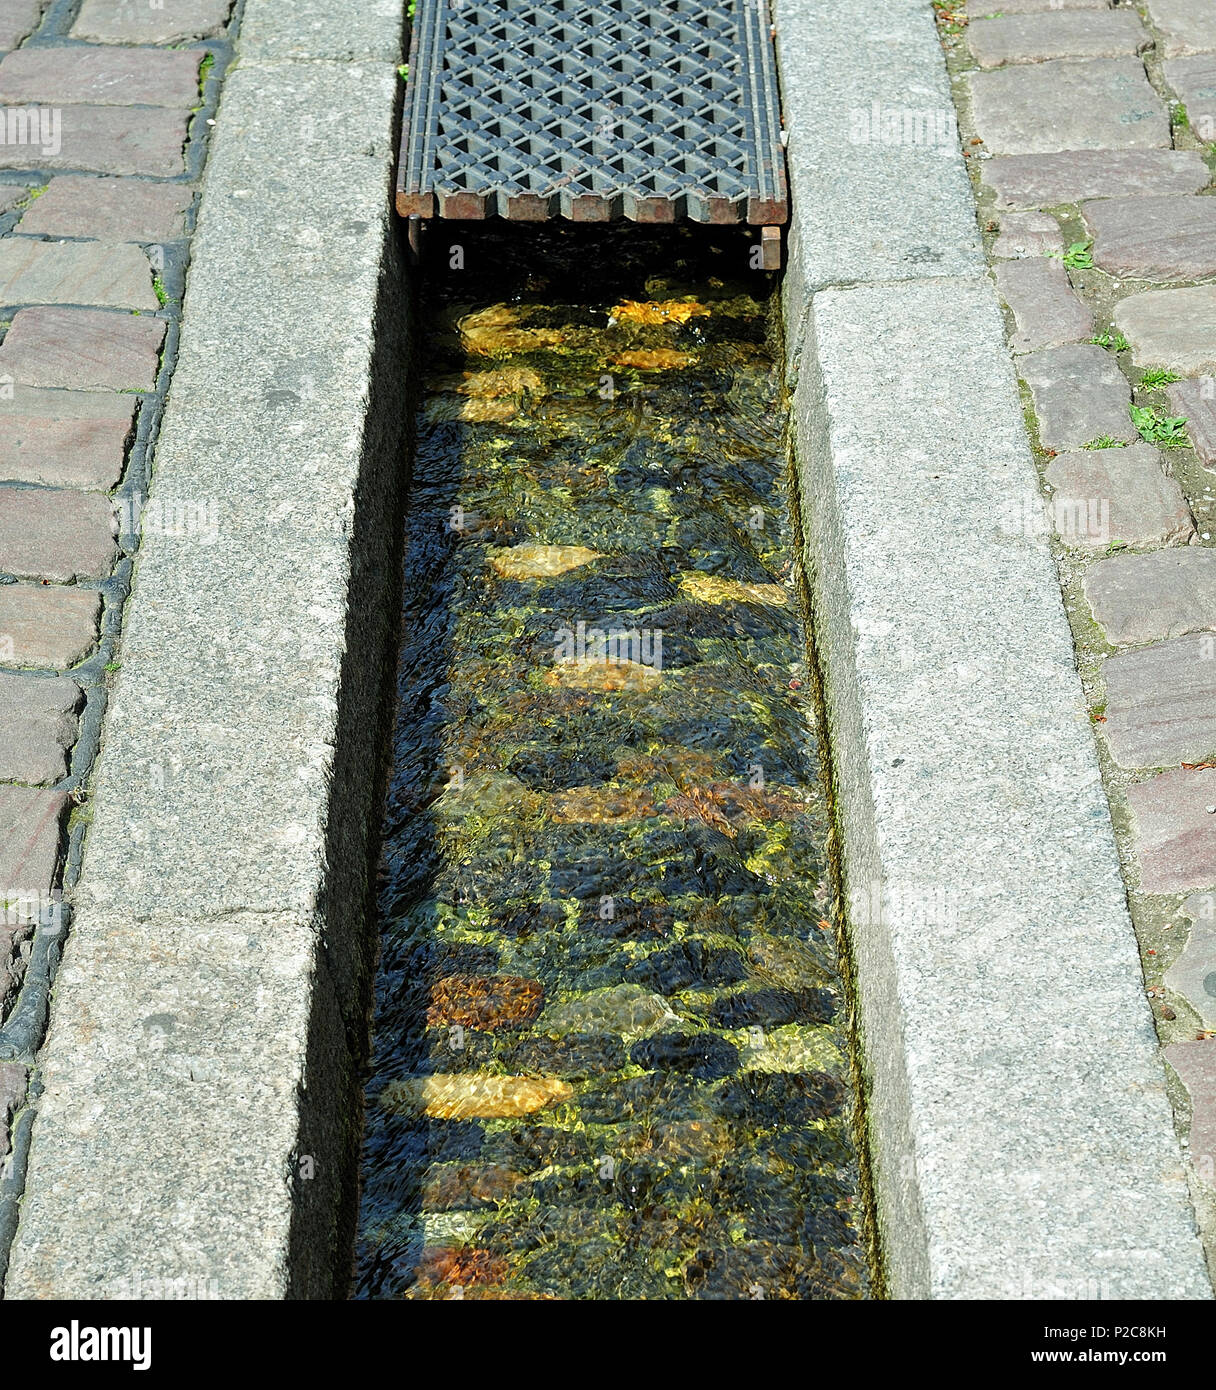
[939,0,1216,1267]
[0,0,237,1279]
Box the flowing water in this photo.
[355,224,871,1300]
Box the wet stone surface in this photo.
[356,226,868,1302]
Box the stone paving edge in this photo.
[779,0,1211,1300]
[2,0,409,1300]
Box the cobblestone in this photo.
[1115,286,1216,374]
[1044,443,1195,548]
[0,486,117,582]
[0,784,66,899]
[1082,195,1216,282]
[0,387,134,490]
[967,12,1149,70]
[977,0,1113,10]
[1128,768,1216,893]
[0,44,200,105]
[1163,56,1216,136]
[1145,0,1216,59]
[0,239,157,308]
[995,256,1092,352]
[0,0,44,51]
[1085,548,1216,645]
[0,305,165,390]
[1164,1040,1216,1184]
[984,150,1211,208]
[1019,343,1136,450]
[72,0,234,45]
[1166,378,1216,469]
[0,672,81,784]
[967,59,1171,156]
[0,583,101,669]
[16,176,193,242]
[0,1062,26,1156]
[1103,635,1216,769]
[0,106,190,176]
[1167,894,1216,1028]
[992,211,1064,258]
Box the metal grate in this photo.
[398,0,787,225]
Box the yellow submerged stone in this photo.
[543,659,662,693]
[612,348,694,370]
[680,571,789,607]
[488,543,603,579]
[458,304,563,355]
[609,299,711,327]
[379,1074,574,1120]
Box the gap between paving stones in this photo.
[2,0,410,1298]
[776,0,1211,1298]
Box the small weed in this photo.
[198,52,215,102]
[1090,330,1130,353]
[1103,541,1129,558]
[1175,103,1189,129]
[1140,367,1181,391]
[1089,701,1107,724]
[1051,239,1094,271]
[1130,403,1190,448]
[1082,436,1125,450]
[104,661,121,673]
[152,275,169,307]
[398,63,410,81]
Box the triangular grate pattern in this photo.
[398,0,787,224]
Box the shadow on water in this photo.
[355,222,871,1300]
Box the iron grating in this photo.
[397,0,788,226]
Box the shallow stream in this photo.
[355,224,870,1300]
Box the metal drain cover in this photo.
[397,0,787,225]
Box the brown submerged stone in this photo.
[427,974,544,1031]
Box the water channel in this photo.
[355,223,872,1300]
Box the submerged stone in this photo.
[630,1032,741,1080]
[380,1073,574,1120]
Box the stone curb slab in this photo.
[774,0,983,373]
